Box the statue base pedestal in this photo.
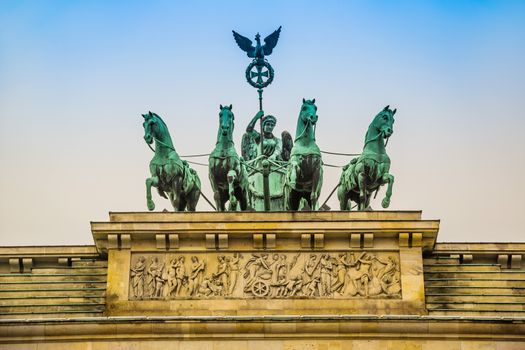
[91,211,439,316]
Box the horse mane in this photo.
[152,113,168,131]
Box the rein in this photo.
[363,130,390,149]
[145,136,176,153]
[295,114,316,141]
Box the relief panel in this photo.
[129,251,401,300]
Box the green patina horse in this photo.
[208,105,249,211]
[142,111,201,211]
[337,105,396,211]
[284,99,323,210]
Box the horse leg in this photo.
[289,189,301,211]
[240,189,248,211]
[357,171,367,211]
[186,187,201,211]
[178,196,187,211]
[337,169,353,211]
[209,172,223,211]
[216,189,227,211]
[146,176,159,211]
[169,178,183,211]
[227,170,238,211]
[236,186,248,211]
[338,188,350,211]
[288,158,300,189]
[310,163,323,210]
[381,173,395,208]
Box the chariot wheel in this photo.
[251,280,270,297]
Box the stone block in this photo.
[8,258,20,273]
[412,233,422,247]
[510,254,522,269]
[314,233,324,248]
[169,234,179,249]
[121,234,131,249]
[22,258,32,272]
[156,234,167,250]
[399,233,409,247]
[253,234,264,249]
[350,233,361,248]
[107,234,118,249]
[462,254,473,264]
[266,233,276,249]
[58,257,70,266]
[363,233,373,248]
[497,254,509,268]
[218,234,228,249]
[301,234,311,248]
[206,234,216,249]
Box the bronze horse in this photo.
[338,105,396,210]
[208,105,249,211]
[284,99,323,210]
[142,112,201,211]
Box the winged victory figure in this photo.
[232,26,282,60]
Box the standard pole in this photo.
[262,159,271,211]
[257,88,270,211]
[257,88,264,157]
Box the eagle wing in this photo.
[263,26,282,56]
[232,30,255,58]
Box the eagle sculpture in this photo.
[232,26,282,60]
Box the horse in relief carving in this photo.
[337,105,396,210]
[208,105,249,211]
[142,111,201,211]
[284,99,323,210]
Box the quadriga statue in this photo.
[337,105,396,211]
[241,110,293,211]
[142,112,201,211]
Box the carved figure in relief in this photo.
[166,258,179,297]
[373,256,401,295]
[346,252,373,297]
[319,254,333,297]
[146,257,162,297]
[197,276,223,297]
[332,253,351,294]
[188,256,205,296]
[213,255,231,295]
[228,253,242,295]
[130,256,146,299]
[173,256,187,296]
[303,254,321,296]
[154,263,166,298]
[268,254,287,297]
[244,253,270,292]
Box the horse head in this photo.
[218,104,235,141]
[142,111,157,145]
[370,105,396,139]
[295,98,318,141]
[300,98,318,126]
[142,111,175,158]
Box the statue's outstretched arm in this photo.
[246,110,265,133]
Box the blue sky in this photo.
[1,1,524,245]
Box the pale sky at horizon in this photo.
[1,1,524,246]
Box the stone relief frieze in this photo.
[129,252,401,300]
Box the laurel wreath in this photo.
[245,60,274,89]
